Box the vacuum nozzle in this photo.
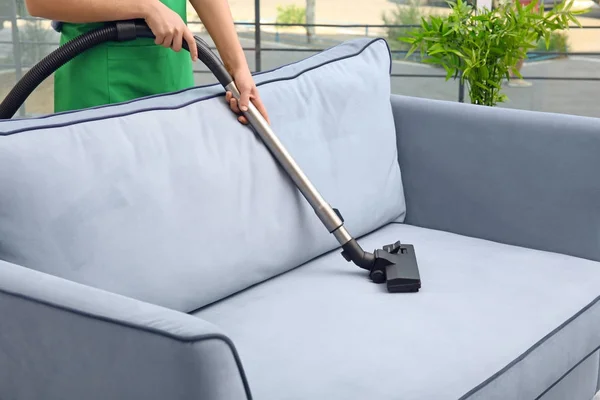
[341,239,421,293]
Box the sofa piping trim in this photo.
[457,294,600,399]
[534,344,600,400]
[0,38,391,135]
[0,287,253,400]
[3,38,390,123]
[597,353,600,393]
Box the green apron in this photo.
[54,0,194,113]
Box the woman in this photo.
[24,0,269,124]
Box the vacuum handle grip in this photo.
[130,20,233,88]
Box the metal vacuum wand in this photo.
[224,83,351,244]
[221,65,420,292]
[185,32,421,293]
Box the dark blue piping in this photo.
[457,293,600,399]
[1,38,390,127]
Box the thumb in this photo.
[238,88,251,113]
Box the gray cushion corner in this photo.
[0,259,251,400]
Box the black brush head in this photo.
[372,242,421,293]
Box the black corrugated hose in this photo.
[0,20,233,120]
[0,25,119,120]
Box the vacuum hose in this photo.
[0,20,233,120]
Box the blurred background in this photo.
[1,0,599,118]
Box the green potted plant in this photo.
[275,4,307,42]
[401,0,585,106]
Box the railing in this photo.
[1,0,599,118]
[225,21,600,107]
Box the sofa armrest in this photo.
[0,259,251,400]
[391,94,600,262]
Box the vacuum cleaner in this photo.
[0,20,421,293]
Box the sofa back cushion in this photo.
[0,38,405,312]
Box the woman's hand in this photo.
[143,1,199,62]
[225,67,270,126]
[186,0,269,125]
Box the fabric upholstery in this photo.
[0,38,405,313]
[195,223,600,400]
[0,259,251,400]
[538,350,599,400]
[391,94,600,263]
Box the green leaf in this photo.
[447,48,465,59]
[405,44,419,59]
[480,65,489,80]
[474,81,489,91]
[442,64,455,80]
[428,43,443,53]
[567,13,583,26]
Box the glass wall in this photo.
[1,0,599,118]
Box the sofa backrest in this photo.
[0,38,406,313]
[391,94,600,262]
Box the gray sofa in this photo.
[1,37,600,400]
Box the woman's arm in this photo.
[25,0,199,61]
[188,0,247,77]
[25,0,267,124]
[188,0,270,124]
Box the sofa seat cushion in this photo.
[194,223,600,400]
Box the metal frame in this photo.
[1,0,599,116]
